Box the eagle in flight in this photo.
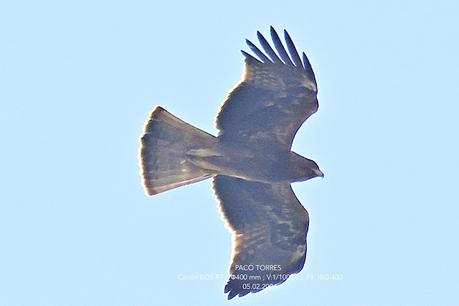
[140,27,323,299]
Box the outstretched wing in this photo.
[213,175,309,299]
[216,27,318,149]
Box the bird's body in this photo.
[140,27,323,299]
[187,139,320,184]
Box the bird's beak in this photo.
[315,169,324,178]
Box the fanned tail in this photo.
[140,107,217,195]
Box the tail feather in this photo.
[140,107,217,195]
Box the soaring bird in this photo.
[140,27,323,299]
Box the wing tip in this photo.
[225,283,251,300]
[242,27,313,74]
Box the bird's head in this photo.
[289,152,324,182]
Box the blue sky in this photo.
[1,0,458,305]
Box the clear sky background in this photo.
[1,0,458,305]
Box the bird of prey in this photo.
[140,27,323,299]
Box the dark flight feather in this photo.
[302,52,317,86]
[284,30,303,68]
[240,50,262,64]
[257,31,282,63]
[270,26,294,66]
[246,39,272,63]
